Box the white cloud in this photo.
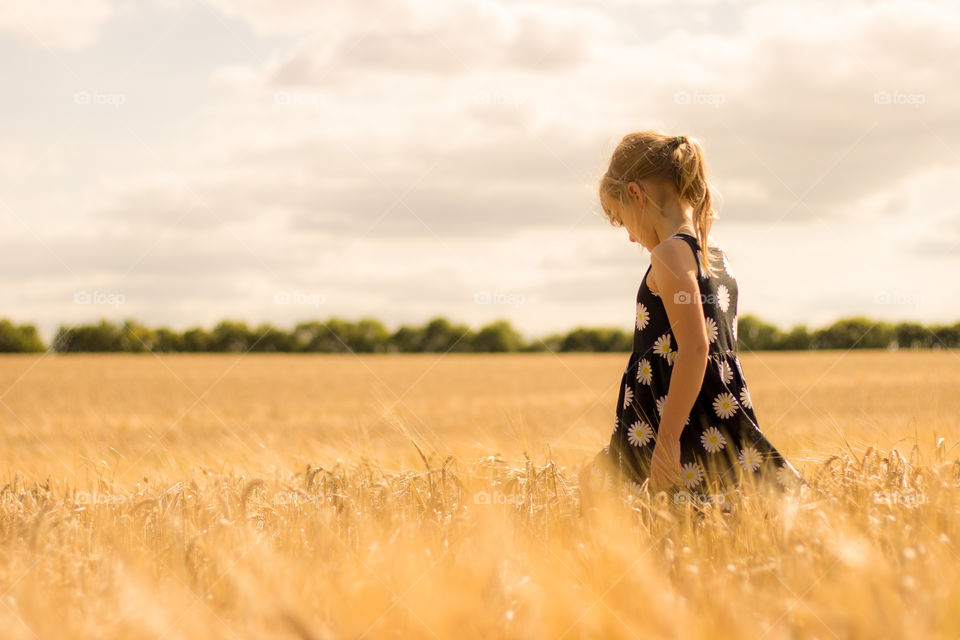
[0,0,117,50]
[3,0,960,337]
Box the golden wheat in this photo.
[0,351,958,638]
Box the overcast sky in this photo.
[1,0,958,342]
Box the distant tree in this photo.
[559,327,631,352]
[118,319,157,352]
[892,322,933,350]
[210,320,253,352]
[528,333,564,353]
[737,314,783,351]
[248,323,295,352]
[350,318,390,353]
[386,325,422,353]
[419,317,473,353]
[297,317,352,353]
[812,317,894,349]
[598,327,632,351]
[929,322,960,349]
[778,325,813,350]
[182,326,211,352]
[53,319,122,352]
[0,319,45,352]
[19,313,960,354]
[154,327,185,352]
[471,319,525,352]
[559,328,594,351]
[289,318,388,353]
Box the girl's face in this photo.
[607,185,654,249]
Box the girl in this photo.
[581,131,806,506]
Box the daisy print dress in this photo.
[596,232,805,501]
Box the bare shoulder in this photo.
[649,236,698,285]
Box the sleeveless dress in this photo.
[592,231,805,501]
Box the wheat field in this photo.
[0,350,958,638]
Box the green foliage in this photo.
[182,327,211,352]
[0,320,45,352]
[811,317,895,350]
[559,327,632,352]
[53,320,122,352]
[737,314,783,351]
[471,320,525,353]
[0,314,955,354]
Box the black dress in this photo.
[592,232,805,501]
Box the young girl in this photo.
[582,131,805,506]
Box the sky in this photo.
[1,0,958,342]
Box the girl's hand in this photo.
[650,431,682,491]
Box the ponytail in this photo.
[673,136,720,278]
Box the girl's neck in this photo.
[653,219,697,245]
[653,198,696,242]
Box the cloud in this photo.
[5,0,960,336]
[260,3,599,88]
[199,0,960,229]
[0,0,116,50]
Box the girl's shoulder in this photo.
[650,234,702,271]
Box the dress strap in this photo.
[667,232,703,279]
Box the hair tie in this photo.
[675,135,686,145]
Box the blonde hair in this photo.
[598,130,721,278]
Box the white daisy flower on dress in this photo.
[718,360,733,385]
[704,317,718,344]
[666,350,677,366]
[636,358,653,385]
[738,445,762,472]
[681,461,703,488]
[636,302,650,331]
[713,392,739,419]
[700,426,726,453]
[739,386,753,409]
[699,251,710,280]
[653,333,673,359]
[776,463,800,487]
[627,420,653,447]
[623,384,633,410]
[722,252,736,278]
[716,284,730,313]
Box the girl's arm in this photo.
[650,239,710,441]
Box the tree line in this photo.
[0,315,957,353]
